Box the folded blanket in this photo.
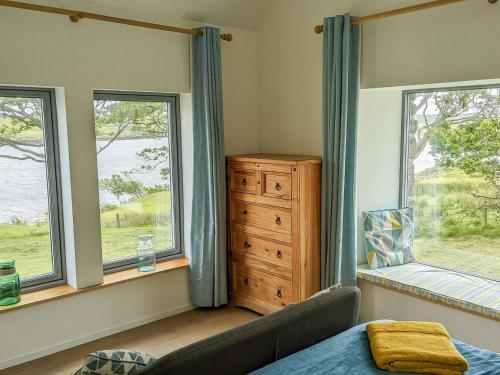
[366,321,469,375]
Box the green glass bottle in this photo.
[0,259,21,306]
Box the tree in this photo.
[0,97,45,162]
[0,97,171,204]
[94,100,171,197]
[429,119,499,224]
[0,97,170,169]
[99,174,145,202]
[406,89,499,198]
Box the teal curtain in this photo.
[321,15,360,288]
[190,26,227,307]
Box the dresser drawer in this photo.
[261,171,291,200]
[231,200,291,234]
[232,262,292,308]
[230,166,257,195]
[232,231,292,268]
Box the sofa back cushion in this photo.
[138,287,360,375]
[274,287,360,359]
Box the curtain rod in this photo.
[0,0,234,41]
[314,0,497,34]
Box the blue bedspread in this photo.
[251,323,500,375]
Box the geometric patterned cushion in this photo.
[308,283,341,299]
[363,207,415,270]
[71,350,156,375]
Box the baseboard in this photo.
[0,303,195,370]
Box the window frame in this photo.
[399,83,500,207]
[399,83,500,281]
[93,91,184,273]
[0,86,66,291]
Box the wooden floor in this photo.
[1,306,260,375]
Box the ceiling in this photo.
[28,0,275,30]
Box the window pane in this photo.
[0,95,54,279]
[94,97,176,265]
[405,87,499,280]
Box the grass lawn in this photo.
[99,191,173,262]
[0,224,173,279]
[0,223,53,279]
[414,236,499,280]
[0,191,173,279]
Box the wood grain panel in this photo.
[231,231,292,269]
[232,261,292,308]
[227,154,321,165]
[230,169,257,194]
[227,155,321,315]
[261,171,291,200]
[231,222,292,244]
[231,200,291,234]
[298,163,322,299]
[231,191,292,209]
[232,250,291,278]
[257,163,291,173]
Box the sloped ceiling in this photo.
[19,0,275,30]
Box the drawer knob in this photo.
[242,178,247,186]
[243,241,252,249]
[275,182,281,191]
[275,216,281,225]
[276,250,282,259]
[242,210,248,215]
[244,277,249,286]
[276,288,282,298]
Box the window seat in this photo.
[357,263,499,321]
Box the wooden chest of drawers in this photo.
[226,154,321,315]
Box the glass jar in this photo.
[137,235,156,272]
[0,259,21,306]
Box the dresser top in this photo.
[227,153,321,165]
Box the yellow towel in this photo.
[366,321,469,375]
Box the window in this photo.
[401,85,499,280]
[94,92,182,271]
[0,87,65,290]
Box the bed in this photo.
[251,322,500,375]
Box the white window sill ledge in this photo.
[357,262,499,321]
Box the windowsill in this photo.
[0,257,189,314]
[357,262,499,321]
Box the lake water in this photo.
[0,138,166,223]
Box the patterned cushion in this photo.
[308,283,341,299]
[71,350,156,375]
[363,207,415,270]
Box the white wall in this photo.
[257,0,500,154]
[0,270,192,370]
[256,0,500,351]
[0,5,259,369]
[356,89,402,263]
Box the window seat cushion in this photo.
[357,263,499,321]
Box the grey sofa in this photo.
[138,287,361,375]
